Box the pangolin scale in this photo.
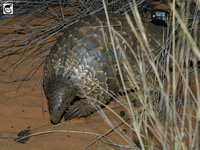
[43,14,166,124]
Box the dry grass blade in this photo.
[0,0,199,149]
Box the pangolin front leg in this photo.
[64,99,98,120]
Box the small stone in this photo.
[14,130,31,144]
[120,111,125,117]
[121,129,127,134]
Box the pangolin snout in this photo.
[49,105,66,124]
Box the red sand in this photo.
[0,16,135,149]
[1,10,199,150]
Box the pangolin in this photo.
[43,13,166,124]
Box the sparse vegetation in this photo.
[0,0,199,149]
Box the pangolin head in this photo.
[46,79,76,124]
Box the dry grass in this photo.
[0,0,199,149]
[97,0,200,149]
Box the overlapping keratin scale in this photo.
[43,13,167,121]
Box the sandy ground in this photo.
[0,41,132,150]
[0,7,200,150]
[0,13,138,150]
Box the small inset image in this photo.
[3,3,13,14]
